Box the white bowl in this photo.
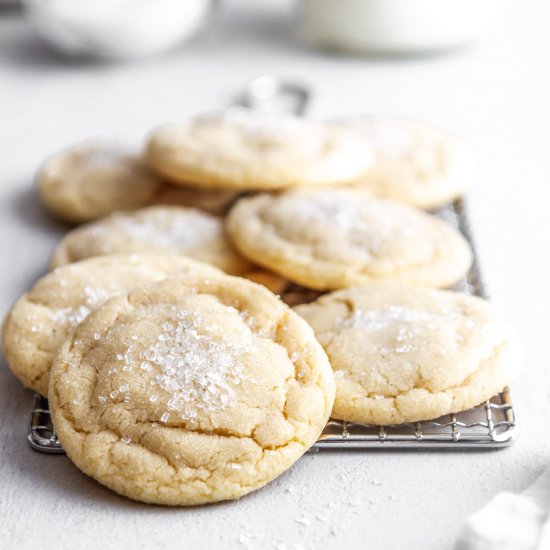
[22,0,211,59]
[299,0,511,54]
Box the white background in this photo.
[1,1,549,549]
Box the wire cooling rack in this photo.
[313,388,515,450]
[28,393,62,453]
[27,197,518,454]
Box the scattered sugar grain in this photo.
[294,515,311,527]
[237,531,258,546]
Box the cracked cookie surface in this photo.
[145,108,374,191]
[2,253,221,396]
[339,115,476,209]
[49,275,335,505]
[226,189,472,291]
[50,205,251,275]
[295,285,521,425]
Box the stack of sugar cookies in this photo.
[2,108,521,506]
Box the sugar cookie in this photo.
[50,205,251,275]
[226,189,472,290]
[49,275,335,505]
[145,108,374,190]
[296,285,521,425]
[340,115,476,209]
[37,141,162,224]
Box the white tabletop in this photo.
[1,1,549,549]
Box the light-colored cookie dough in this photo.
[145,107,374,190]
[49,275,335,505]
[37,141,163,224]
[339,115,476,209]
[2,253,222,396]
[226,189,473,291]
[50,205,251,275]
[295,285,522,425]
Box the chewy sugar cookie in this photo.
[226,189,472,291]
[50,205,251,275]
[296,285,522,425]
[145,107,374,191]
[339,115,476,209]
[37,141,163,224]
[49,275,335,505]
[2,253,221,396]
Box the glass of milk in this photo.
[298,0,512,55]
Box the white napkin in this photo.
[456,467,550,550]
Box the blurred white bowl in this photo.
[22,0,211,59]
[299,0,511,54]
